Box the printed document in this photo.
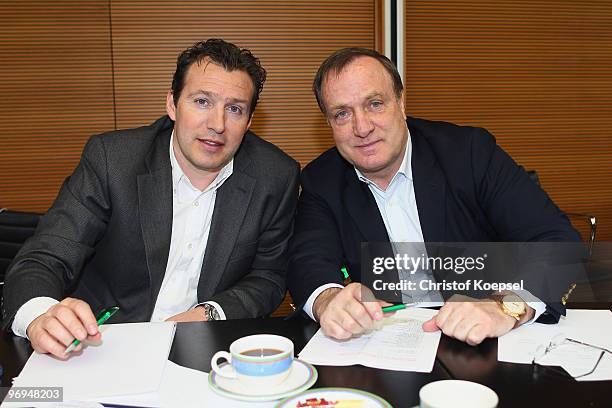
[298,307,441,372]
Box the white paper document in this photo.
[100,360,273,408]
[498,309,612,381]
[3,322,176,406]
[298,307,441,372]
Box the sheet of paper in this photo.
[5,322,176,404]
[99,360,273,408]
[298,307,441,372]
[498,309,612,381]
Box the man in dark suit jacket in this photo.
[287,47,580,346]
[3,39,299,358]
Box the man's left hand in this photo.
[165,306,207,322]
[422,294,534,345]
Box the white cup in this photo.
[211,334,294,386]
[419,380,498,408]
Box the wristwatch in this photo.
[202,303,221,321]
[490,292,526,321]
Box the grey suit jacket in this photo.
[2,115,300,326]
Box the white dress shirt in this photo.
[304,127,545,324]
[12,131,230,337]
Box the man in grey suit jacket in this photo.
[3,39,299,358]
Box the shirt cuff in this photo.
[512,289,546,325]
[195,301,227,320]
[303,283,344,321]
[12,297,59,338]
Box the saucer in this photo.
[277,387,392,407]
[208,358,318,402]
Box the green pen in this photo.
[64,306,119,353]
[341,265,353,286]
[382,303,416,313]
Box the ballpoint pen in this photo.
[381,303,416,313]
[341,266,351,285]
[64,306,119,353]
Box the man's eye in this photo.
[335,111,349,120]
[195,98,210,107]
[371,100,383,109]
[227,105,243,114]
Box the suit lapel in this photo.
[343,165,389,242]
[197,146,255,301]
[410,121,447,242]
[137,117,174,317]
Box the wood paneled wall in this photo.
[0,1,379,316]
[404,0,612,241]
[110,1,378,166]
[1,1,379,213]
[0,1,115,210]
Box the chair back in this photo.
[0,209,42,283]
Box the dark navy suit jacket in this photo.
[288,117,580,320]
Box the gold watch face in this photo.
[502,295,526,315]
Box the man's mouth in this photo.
[197,138,224,151]
[355,140,381,149]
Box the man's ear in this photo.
[166,91,176,121]
[400,92,407,120]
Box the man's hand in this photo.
[422,294,534,345]
[165,306,207,323]
[313,282,391,340]
[26,297,100,359]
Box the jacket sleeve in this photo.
[287,168,346,309]
[2,135,112,329]
[470,128,582,320]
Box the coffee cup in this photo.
[419,380,498,408]
[211,334,294,386]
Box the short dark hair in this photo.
[171,39,267,118]
[313,47,403,114]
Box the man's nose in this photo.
[208,106,225,134]
[353,110,374,138]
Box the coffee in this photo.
[212,334,294,386]
[240,348,283,357]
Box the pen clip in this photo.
[96,306,120,325]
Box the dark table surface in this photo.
[1,310,611,407]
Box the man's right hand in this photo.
[313,282,391,339]
[26,297,100,359]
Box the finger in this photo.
[466,324,487,346]
[350,284,383,320]
[360,299,383,321]
[43,318,76,347]
[439,310,463,337]
[434,302,453,328]
[66,300,99,335]
[32,330,70,359]
[453,319,478,343]
[341,308,371,334]
[52,305,90,341]
[321,318,352,340]
[352,283,379,305]
[422,317,440,332]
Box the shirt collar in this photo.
[355,127,413,189]
[169,130,234,195]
